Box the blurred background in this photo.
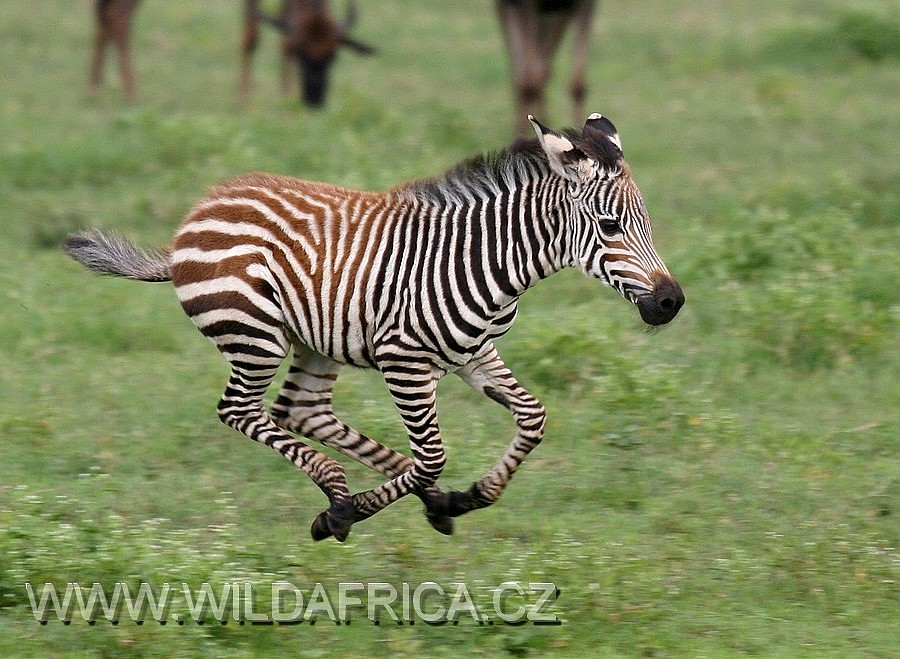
[0,0,897,655]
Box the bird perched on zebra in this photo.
[64,113,684,542]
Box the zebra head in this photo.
[530,114,684,326]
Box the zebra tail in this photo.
[62,230,172,282]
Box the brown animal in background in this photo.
[89,0,141,101]
[496,0,596,136]
[88,1,373,108]
[239,0,375,108]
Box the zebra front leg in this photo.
[218,360,355,541]
[271,349,454,537]
[311,363,450,536]
[446,344,546,517]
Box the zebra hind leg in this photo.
[217,359,356,541]
[270,347,454,537]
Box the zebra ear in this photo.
[580,113,624,169]
[528,115,590,182]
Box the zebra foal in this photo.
[64,114,683,542]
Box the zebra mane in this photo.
[406,129,583,205]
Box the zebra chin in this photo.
[635,275,685,326]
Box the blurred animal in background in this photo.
[239,0,375,108]
[89,0,141,101]
[496,0,597,137]
[88,0,373,108]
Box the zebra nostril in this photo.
[658,280,685,315]
[637,279,684,325]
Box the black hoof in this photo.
[310,511,333,541]
[419,489,454,535]
[328,514,353,542]
[310,501,355,543]
[426,510,454,536]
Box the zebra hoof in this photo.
[310,503,355,542]
[418,489,454,535]
[426,510,454,536]
[310,512,333,541]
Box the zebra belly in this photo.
[371,299,520,372]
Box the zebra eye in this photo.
[597,218,621,235]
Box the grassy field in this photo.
[1,0,898,655]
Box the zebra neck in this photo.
[403,144,572,307]
[499,179,569,297]
[409,179,567,311]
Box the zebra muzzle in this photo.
[636,276,685,326]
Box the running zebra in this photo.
[64,114,684,542]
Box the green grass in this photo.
[1,0,898,656]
